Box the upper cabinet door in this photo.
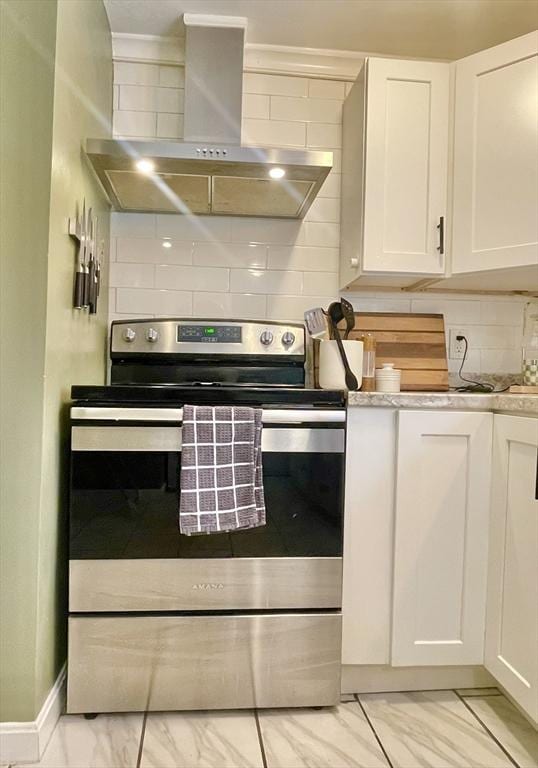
[362,59,449,275]
[452,32,538,274]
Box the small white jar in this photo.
[375,363,401,393]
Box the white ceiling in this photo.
[104,0,538,60]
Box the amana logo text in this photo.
[192,583,225,590]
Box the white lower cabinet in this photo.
[391,411,493,666]
[484,414,538,723]
[342,408,492,668]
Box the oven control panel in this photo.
[111,319,305,357]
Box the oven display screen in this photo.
[177,325,242,343]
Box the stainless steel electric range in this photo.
[67,318,346,714]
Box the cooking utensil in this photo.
[73,201,85,309]
[304,307,330,340]
[341,298,355,340]
[327,302,359,390]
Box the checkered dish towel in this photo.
[179,405,266,535]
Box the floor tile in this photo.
[18,714,143,768]
[359,690,513,768]
[456,687,501,697]
[465,695,538,768]
[258,703,389,768]
[140,710,263,768]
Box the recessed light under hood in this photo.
[86,14,332,219]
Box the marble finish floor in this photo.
[10,689,537,768]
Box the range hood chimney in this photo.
[183,15,244,145]
[86,14,332,218]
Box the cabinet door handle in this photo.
[436,216,445,255]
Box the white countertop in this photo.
[347,391,538,415]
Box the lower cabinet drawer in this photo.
[67,613,342,713]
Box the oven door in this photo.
[69,407,345,611]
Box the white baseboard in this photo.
[342,664,496,694]
[0,663,66,764]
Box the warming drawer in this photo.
[67,612,342,713]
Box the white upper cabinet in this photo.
[340,58,450,288]
[451,32,538,275]
[363,59,449,275]
[485,415,538,724]
[391,410,492,666]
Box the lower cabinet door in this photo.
[67,612,341,713]
[485,415,538,723]
[392,410,492,666]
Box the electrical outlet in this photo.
[449,329,466,359]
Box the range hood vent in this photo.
[86,14,332,218]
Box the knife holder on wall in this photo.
[69,201,102,314]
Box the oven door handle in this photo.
[71,407,346,424]
[71,426,345,454]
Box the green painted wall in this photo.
[0,0,112,722]
[0,0,58,723]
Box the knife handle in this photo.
[82,268,90,308]
[88,261,97,314]
[74,270,84,309]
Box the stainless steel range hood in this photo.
[86,15,332,219]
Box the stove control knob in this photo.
[146,328,159,343]
[123,327,136,343]
[260,330,274,346]
[282,331,295,347]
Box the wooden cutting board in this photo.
[314,312,449,391]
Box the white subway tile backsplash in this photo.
[114,62,159,86]
[193,242,267,269]
[113,110,156,138]
[480,300,526,326]
[116,237,193,265]
[230,269,303,295]
[108,61,527,376]
[118,85,183,114]
[270,96,343,124]
[157,87,183,113]
[156,215,232,242]
[411,298,481,324]
[318,172,341,199]
[193,292,266,319]
[267,245,338,272]
[231,218,302,246]
[303,271,339,296]
[159,65,185,88]
[116,288,192,315]
[155,265,230,292]
[111,213,156,238]
[266,294,335,322]
[308,79,346,100]
[480,349,521,373]
[306,123,342,148]
[305,197,340,223]
[113,85,119,110]
[243,72,308,98]
[119,84,157,112]
[242,118,306,147]
[156,113,184,139]
[109,262,155,288]
[304,222,340,247]
[242,94,270,120]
